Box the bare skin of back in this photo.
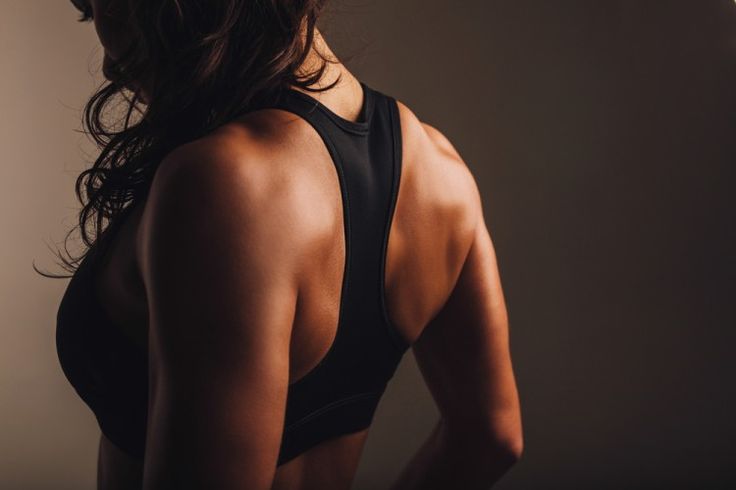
[91,42,522,490]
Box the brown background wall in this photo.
[2,1,734,489]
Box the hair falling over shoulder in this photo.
[37,0,336,278]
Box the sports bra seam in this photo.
[283,390,382,432]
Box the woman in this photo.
[51,0,523,489]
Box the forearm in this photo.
[389,420,519,490]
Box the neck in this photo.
[293,27,357,92]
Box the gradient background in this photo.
[2,1,735,489]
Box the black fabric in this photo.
[55,80,411,467]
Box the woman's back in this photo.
[54,0,522,486]
[62,72,483,490]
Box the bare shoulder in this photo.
[136,113,330,284]
[394,98,483,255]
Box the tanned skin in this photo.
[79,1,523,488]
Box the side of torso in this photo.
[94,87,476,489]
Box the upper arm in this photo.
[138,140,306,489]
[411,138,523,453]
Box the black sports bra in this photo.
[55,80,412,466]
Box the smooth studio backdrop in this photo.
[2,1,735,488]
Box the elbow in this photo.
[489,434,523,466]
[474,423,524,466]
[469,432,522,473]
[485,418,524,465]
[481,413,524,465]
[464,432,524,472]
[441,418,524,466]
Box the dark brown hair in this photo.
[37,0,337,278]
